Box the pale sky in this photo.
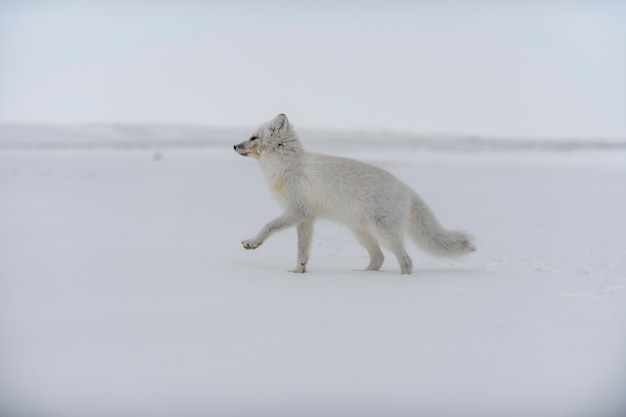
[1,1,625,139]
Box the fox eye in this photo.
[250,136,257,141]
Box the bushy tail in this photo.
[408,193,476,257]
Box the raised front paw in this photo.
[242,239,262,250]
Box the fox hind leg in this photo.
[385,235,412,274]
[375,217,413,274]
[353,228,385,271]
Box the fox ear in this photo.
[271,113,288,134]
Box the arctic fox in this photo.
[234,114,475,274]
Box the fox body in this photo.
[234,114,475,274]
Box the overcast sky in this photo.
[1,1,625,139]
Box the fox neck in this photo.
[258,133,304,199]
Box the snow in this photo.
[1,128,625,417]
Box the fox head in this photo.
[234,113,300,159]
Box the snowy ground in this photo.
[1,129,625,417]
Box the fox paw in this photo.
[290,263,306,273]
[242,239,261,250]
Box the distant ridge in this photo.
[1,124,624,151]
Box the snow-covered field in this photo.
[1,127,625,417]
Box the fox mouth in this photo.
[233,145,250,157]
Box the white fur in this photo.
[234,114,476,274]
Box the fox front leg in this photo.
[241,208,308,251]
[292,219,314,273]
[241,218,283,250]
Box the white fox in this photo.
[234,114,475,274]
